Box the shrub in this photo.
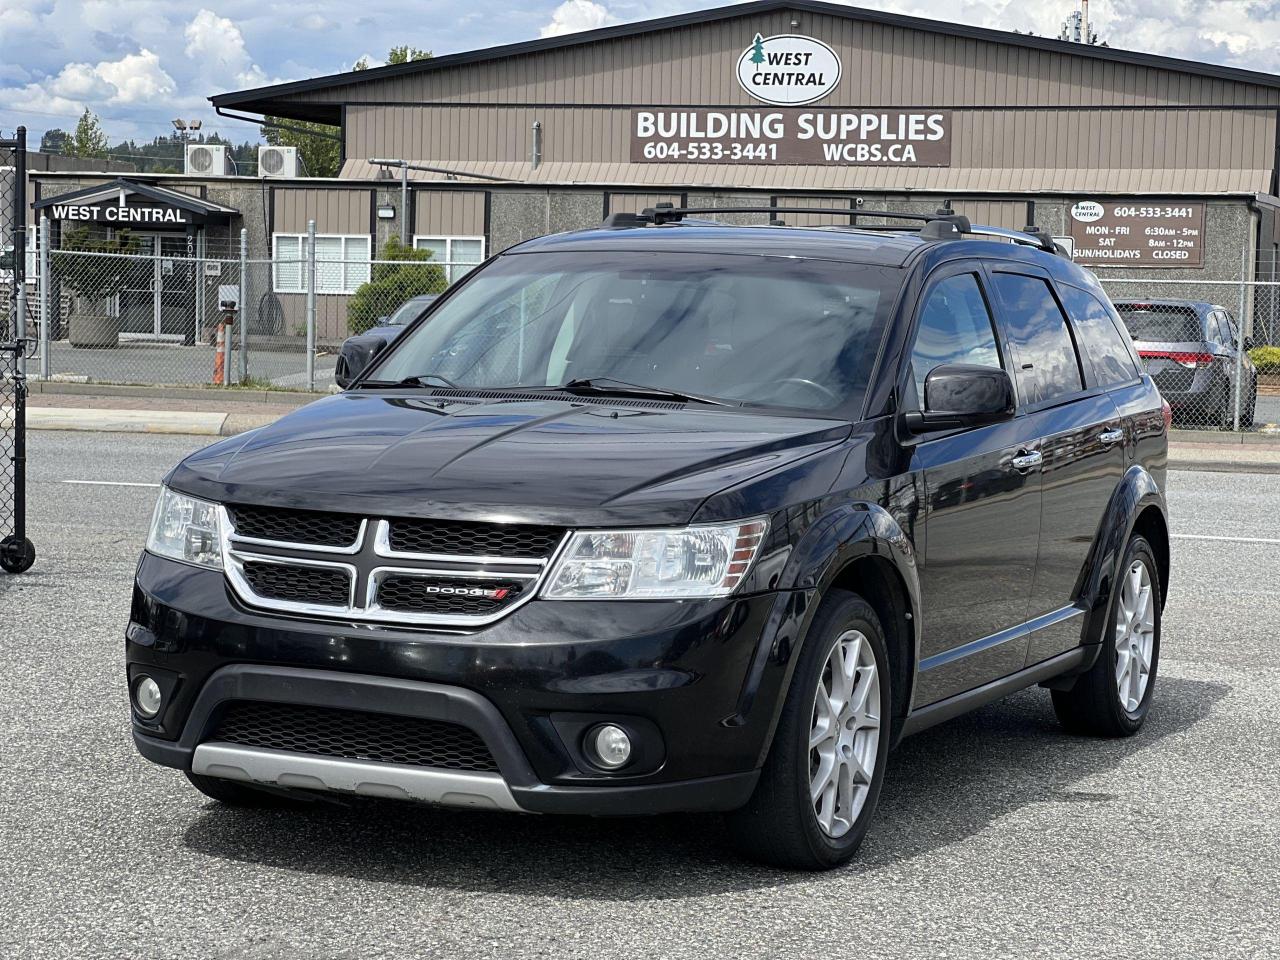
[52,226,144,305]
[346,237,446,334]
[1249,345,1280,375]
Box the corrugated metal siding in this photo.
[271,188,372,234]
[414,190,486,236]
[281,10,1280,109]
[341,106,1277,194]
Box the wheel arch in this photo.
[767,502,922,744]
[1077,464,1169,648]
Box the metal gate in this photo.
[1,127,34,573]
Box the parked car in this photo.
[334,294,439,388]
[128,207,1170,870]
[1112,298,1257,428]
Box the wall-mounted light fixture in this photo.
[377,205,396,220]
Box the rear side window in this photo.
[1114,304,1202,343]
[1059,286,1140,387]
[990,272,1084,406]
[908,272,1002,408]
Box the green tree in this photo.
[750,34,765,65]
[346,237,445,334]
[387,45,432,64]
[263,46,432,177]
[67,109,109,159]
[40,128,70,154]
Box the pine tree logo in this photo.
[750,33,766,65]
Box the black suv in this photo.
[128,207,1170,869]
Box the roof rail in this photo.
[600,202,1067,257]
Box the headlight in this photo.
[146,486,224,570]
[543,519,768,600]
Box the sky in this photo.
[1,0,1279,147]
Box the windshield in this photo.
[387,297,432,326]
[1115,304,1203,342]
[369,251,900,411]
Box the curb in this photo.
[28,407,279,437]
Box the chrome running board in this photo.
[192,743,523,812]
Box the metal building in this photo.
[27,0,1280,344]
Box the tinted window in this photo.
[1060,286,1140,387]
[908,273,1002,408]
[372,251,900,412]
[990,272,1083,405]
[1114,304,1203,343]
[1221,311,1240,346]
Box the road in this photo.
[2,432,1278,959]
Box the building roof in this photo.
[211,0,1280,123]
[33,179,239,217]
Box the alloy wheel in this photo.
[809,629,881,838]
[1114,559,1155,713]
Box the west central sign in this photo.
[631,109,952,166]
[50,202,193,226]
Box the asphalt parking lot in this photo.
[2,431,1278,959]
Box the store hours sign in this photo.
[1068,200,1206,268]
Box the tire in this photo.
[1052,535,1161,737]
[0,536,35,574]
[184,771,310,808]
[727,591,892,870]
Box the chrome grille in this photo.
[222,506,567,627]
[226,504,362,549]
[387,518,563,560]
[375,574,527,616]
[241,560,351,606]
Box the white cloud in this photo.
[540,0,617,38]
[92,50,174,103]
[183,9,267,87]
[7,48,175,122]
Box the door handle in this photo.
[1011,450,1043,472]
[1098,427,1124,446]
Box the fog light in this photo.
[134,676,162,718]
[587,724,632,769]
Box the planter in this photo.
[69,311,121,349]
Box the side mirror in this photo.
[902,363,1015,434]
[334,333,389,390]
[1243,335,1256,351]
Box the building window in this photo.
[272,234,372,294]
[412,236,485,282]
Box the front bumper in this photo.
[128,552,790,814]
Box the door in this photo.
[118,235,160,337]
[906,265,1042,707]
[157,234,197,343]
[986,271,1127,666]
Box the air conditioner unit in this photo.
[185,143,232,176]
[258,145,300,178]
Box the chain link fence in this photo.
[30,231,458,391]
[1098,275,1277,432]
[1,127,34,573]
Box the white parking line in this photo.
[61,480,161,488]
[1172,533,1280,545]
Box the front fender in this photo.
[730,501,922,764]
[1076,464,1167,652]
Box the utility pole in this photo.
[1081,0,1089,48]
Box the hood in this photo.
[169,392,852,526]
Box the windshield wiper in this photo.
[559,377,735,407]
[354,373,464,389]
